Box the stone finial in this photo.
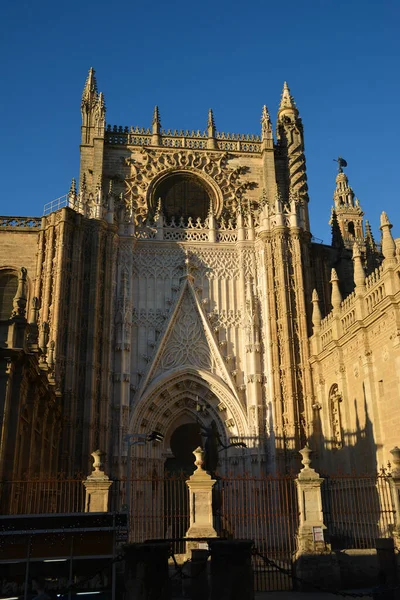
[207,108,216,137]
[390,447,400,477]
[311,289,322,330]
[380,211,396,263]
[298,444,319,479]
[11,267,28,319]
[193,446,205,471]
[91,449,106,474]
[330,268,342,311]
[352,241,366,290]
[152,105,161,135]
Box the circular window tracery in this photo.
[153,173,212,222]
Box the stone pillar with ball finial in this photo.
[185,446,218,555]
[83,450,113,512]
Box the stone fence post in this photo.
[295,444,340,590]
[185,446,218,554]
[83,449,113,512]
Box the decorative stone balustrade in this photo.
[0,216,42,230]
[105,123,261,153]
[312,248,400,351]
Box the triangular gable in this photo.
[136,276,239,400]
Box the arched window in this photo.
[153,173,212,222]
[329,384,343,449]
[0,272,18,320]
[348,221,355,236]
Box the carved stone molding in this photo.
[124,148,257,222]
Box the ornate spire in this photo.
[261,105,272,141]
[151,106,162,146]
[207,108,217,149]
[152,106,161,134]
[81,67,98,114]
[278,82,298,115]
[207,108,216,137]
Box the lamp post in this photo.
[124,431,164,532]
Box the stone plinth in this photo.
[209,539,254,600]
[185,447,218,554]
[83,449,113,512]
[294,445,340,590]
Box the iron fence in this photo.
[215,475,298,591]
[321,473,396,549]
[1,478,86,514]
[0,470,397,590]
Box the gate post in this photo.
[389,447,400,550]
[294,445,340,590]
[185,447,218,554]
[83,449,113,512]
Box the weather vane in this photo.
[333,157,348,173]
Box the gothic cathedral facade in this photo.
[0,69,399,481]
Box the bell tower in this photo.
[331,159,364,251]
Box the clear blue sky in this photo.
[1,0,399,243]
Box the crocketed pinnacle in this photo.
[207,108,216,138]
[279,81,297,113]
[208,108,215,129]
[82,67,98,107]
[152,106,161,130]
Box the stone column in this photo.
[295,444,340,590]
[83,449,113,512]
[185,447,218,554]
[209,539,254,600]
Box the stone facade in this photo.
[0,68,397,480]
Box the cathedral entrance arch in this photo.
[129,368,249,468]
